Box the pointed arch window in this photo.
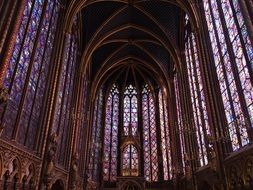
[142,84,158,182]
[88,89,103,181]
[52,19,79,167]
[203,0,253,150]
[185,30,210,166]
[159,90,172,180]
[123,85,138,136]
[174,74,185,173]
[103,84,119,181]
[1,0,60,149]
[122,144,139,176]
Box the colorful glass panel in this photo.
[185,32,209,166]
[142,85,158,181]
[103,84,119,181]
[88,89,103,181]
[159,90,172,180]
[203,0,253,150]
[122,145,138,176]
[1,0,60,150]
[123,85,138,136]
[174,74,185,173]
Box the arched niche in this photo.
[51,179,65,190]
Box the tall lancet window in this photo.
[142,84,158,181]
[123,85,138,136]
[52,20,78,167]
[159,90,172,180]
[185,29,210,166]
[122,144,139,176]
[174,74,185,173]
[203,0,253,150]
[103,84,119,181]
[88,89,103,181]
[1,0,60,149]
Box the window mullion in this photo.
[32,3,57,149]
[55,36,73,135]
[59,47,75,166]
[228,0,253,84]
[24,1,57,147]
[92,95,100,179]
[189,35,209,165]
[187,44,205,166]
[1,0,36,137]
[216,0,252,141]
[13,0,50,141]
[147,93,153,181]
[207,0,242,148]
[5,0,36,95]
[162,93,171,179]
[108,94,114,181]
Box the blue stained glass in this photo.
[203,0,252,150]
[159,90,172,180]
[103,84,119,181]
[185,31,209,166]
[1,0,60,148]
[142,84,158,181]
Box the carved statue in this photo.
[184,153,191,180]
[70,153,78,189]
[209,146,217,171]
[45,133,58,177]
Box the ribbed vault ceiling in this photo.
[80,0,184,90]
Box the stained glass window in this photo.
[122,144,139,176]
[159,90,172,180]
[88,89,103,181]
[52,20,78,167]
[203,0,253,150]
[142,84,158,181]
[123,85,138,136]
[77,76,88,174]
[174,74,185,173]
[1,0,60,149]
[185,29,210,166]
[103,84,119,181]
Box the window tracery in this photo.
[185,30,210,166]
[103,84,119,181]
[89,89,103,181]
[159,90,172,180]
[142,84,158,181]
[1,0,60,149]
[203,0,253,150]
[124,85,138,136]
